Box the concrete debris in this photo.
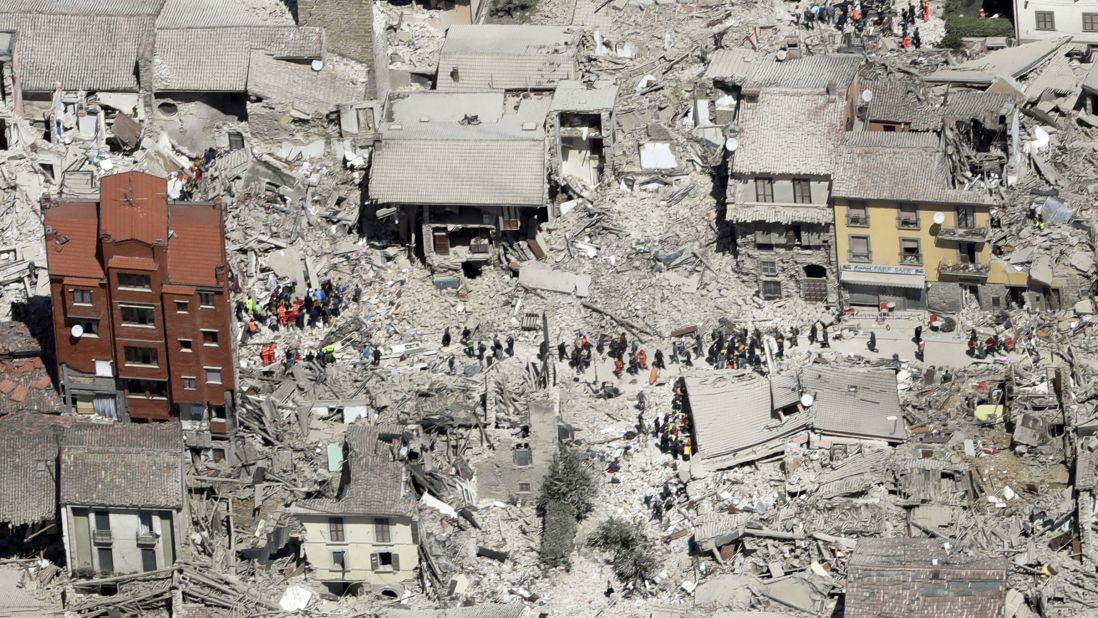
[1,0,1098,616]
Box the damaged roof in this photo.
[832,133,996,205]
[863,80,940,131]
[0,357,61,416]
[247,51,367,114]
[704,47,758,84]
[743,53,863,92]
[801,365,906,442]
[153,25,324,92]
[941,90,1016,126]
[380,605,524,618]
[550,80,619,112]
[60,422,184,509]
[926,36,1071,85]
[436,25,580,91]
[295,424,414,516]
[44,201,104,280]
[846,538,1007,618]
[684,372,808,464]
[733,91,844,177]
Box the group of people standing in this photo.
[795,0,929,46]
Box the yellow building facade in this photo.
[830,133,1028,309]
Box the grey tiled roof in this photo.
[370,138,546,207]
[0,413,71,526]
[437,25,579,91]
[727,204,832,225]
[62,422,183,450]
[847,538,1007,618]
[841,131,940,148]
[801,366,906,441]
[685,372,808,461]
[863,80,940,131]
[380,605,524,618]
[60,449,183,509]
[153,26,324,92]
[247,51,366,114]
[296,424,413,516]
[732,92,844,176]
[1,0,163,14]
[0,12,155,92]
[156,0,285,27]
[59,422,183,510]
[704,47,758,83]
[832,134,996,205]
[743,54,863,92]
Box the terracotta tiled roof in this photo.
[846,538,1007,618]
[167,203,224,286]
[0,321,40,357]
[44,201,104,280]
[0,358,61,416]
[99,171,169,246]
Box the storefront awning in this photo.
[840,270,926,289]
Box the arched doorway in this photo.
[802,264,828,302]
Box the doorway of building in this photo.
[801,264,828,302]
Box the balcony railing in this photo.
[936,225,988,243]
[938,260,990,279]
[92,529,113,545]
[136,532,158,547]
[846,215,869,227]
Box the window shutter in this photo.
[392,553,401,571]
[370,553,380,571]
[410,520,419,543]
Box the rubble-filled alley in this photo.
[0,0,1097,616]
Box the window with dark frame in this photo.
[956,205,977,229]
[331,550,347,572]
[205,368,222,384]
[180,339,192,351]
[847,201,869,226]
[513,448,532,466]
[124,346,158,366]
[1034,10,1054,30]
[97,548,114,575]
[117,273,151,290]
[69,318,99,336]
[900,238,922,264]
[72,288,93,304]
[125,379,168,398]
[898,203,918,228]
[120,305,155,326]
[1085,13,1098,32]
[198,291,215,307]
[519,482,532,492]
[329,518,345,543]
[849,235,871,261]
[374,518,391,543]
[792,179,812,204]
[761,280,782,300]
[760,259,778,275]
[755,178,774,203]
[174,300,189,313]
[181,376,197,390]
[201,330,219,345]
[141,548,157,572]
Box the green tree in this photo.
[537,447,597,520]
[589,517,658,583]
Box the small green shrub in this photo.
[540,499,577,568]
[588,517,658,583]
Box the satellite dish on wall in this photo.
[311,59,324,72]
[71,324,84,338]
[861,89,874,103]
[933,211,946,225]
[800,393,815,407]
[725,137,739,152]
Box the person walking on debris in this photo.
[916,338,926,362]
[506,335,514,357]
[808,323,818,345]
[695,333,704,357]
[557,341,567,362]
[628,354,640,376]
[820,325,830,348]
[461,326,471,344]
[638,349,648,370]
[442,327,451,348]
[913,27,922,48]
[775,333,785,360]
[477,341,487,362]
[967,329,978,357]
[614,357,625,379]
[867,331,878,353]
[372,348,381,366]
[654,349,665,370]
[790,326,799,348]
[914,325,922,343]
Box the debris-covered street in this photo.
[0,0,1097,616]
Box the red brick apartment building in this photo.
[43,171,235,436]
